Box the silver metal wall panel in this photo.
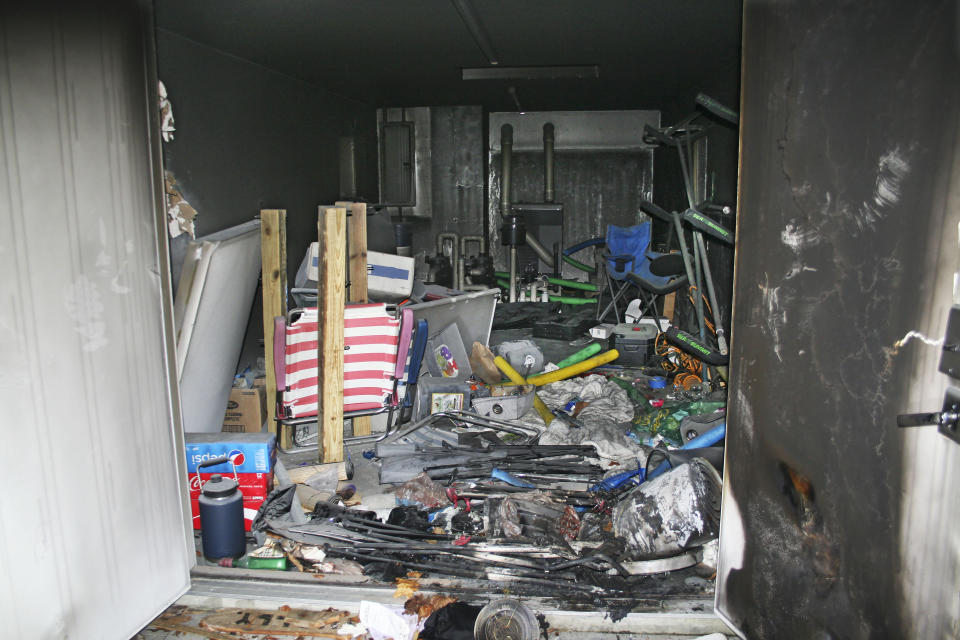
[378,107,433,219]
[0,3,191,638]
[429,105,485,242]
[717,1,960,637]
[489,111,659,152]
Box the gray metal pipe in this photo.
[500,124,513,216]
[543,122,555,203]
[696,232,728,355]
[524,232,555,269]
[509,247,518,302]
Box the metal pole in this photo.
[500,124,513,217]
[675,135,698,211]
[692,231,705,342]
[509,246,518,302]
[676,138,708,342]
[696,232,728,355]
[543,122,555,203]
[524,233,555,268]
[670,212,697,287]
[502,124,517,302]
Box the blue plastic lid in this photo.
[649,376,668,389]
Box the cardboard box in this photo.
[188,471,273,531]
[188,471,273,498]
[190,494,267,532]
[222,386,266,433]
[367,250,414,300]
[184,432,276,474]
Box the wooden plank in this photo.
[344,201,371,436]
[285,462,348,484]
[149,620,241,640]
[200,607,356,638]
[260,210,289,448]
[662,291,676,323]
[318,207,346,463]
[345,202,368,304]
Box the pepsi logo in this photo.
[228,449,245,465]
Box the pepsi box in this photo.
[188,472,273,531]
[184,432,277,474]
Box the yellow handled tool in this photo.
[525,349,620,386]
[493,356,555,424]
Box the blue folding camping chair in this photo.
[596,222,687,327]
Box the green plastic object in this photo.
[562,254,596,273]
[632,399,726,446]
[555,343,602,369]
[548,295,596,305]
[547,276,597,292]
[608,376,645,405]
[232,555,287,570]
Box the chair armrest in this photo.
[626,272,688,295]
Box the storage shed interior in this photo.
[4,2,959,639]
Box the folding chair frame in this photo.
[272,305,417,454]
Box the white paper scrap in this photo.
[358,600,422,640]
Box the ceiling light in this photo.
[462,65,600,81]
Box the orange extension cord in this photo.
[656,286,722,390]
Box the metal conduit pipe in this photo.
[500,124,518,302]
[543,122,555,203]
[524,232,555,268]
[509,248,518,302]
[500,124,513,216]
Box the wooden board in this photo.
[345,202,369,304]
[318,207,346,463]
[149,620,239,640]
[200,607,357,637]
[286,462,348,484]
[260,210,289,448]
[343,201,371,436]
[662,290,676,323]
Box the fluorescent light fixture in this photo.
[462,65,600,81]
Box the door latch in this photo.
[898,387,960,445]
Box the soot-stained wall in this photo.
[717,1,960,637]
[157,29,378,284]
[157,30,378,371]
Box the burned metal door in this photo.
[0,2,192,638]
[718,1,960,638]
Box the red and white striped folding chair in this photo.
[273,303,414,450]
